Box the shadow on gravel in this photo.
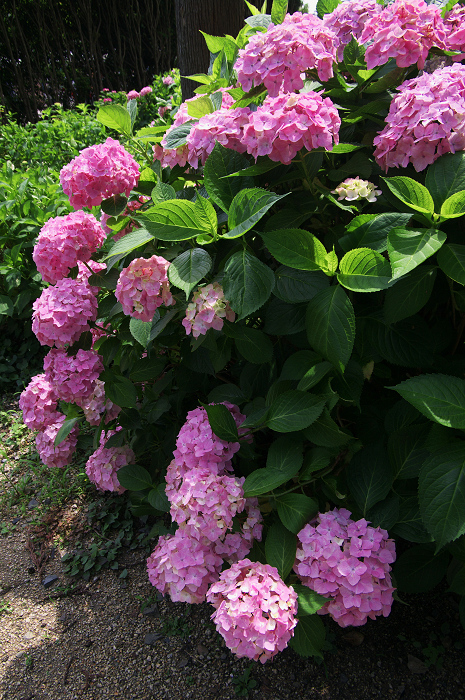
[1,527,465,700]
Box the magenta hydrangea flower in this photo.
[185,108,251,169]
[360,0,447,70]
[373,64,465,172]
[235,12,338,96]
[147,527,223,604]
[242,92,340,165]
[81,379,121,426]
[140,86,153,96]
[127,90,140,100]
[115,255,175,322]
[162,75,174,85]
[323,0,382,61]
[19,374,59,431]
[35,413,79,469]
[43,348,103,404]
[183,283,235,339]
[33,211,106,285]
[85,429,135,494]
[206,559,298,663]
[294,508,396,628]
[32,278,98,348]
[60,137,140,209]
[103,98,112,103]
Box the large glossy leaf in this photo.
[346,442,393,515]
[276,494,318,533]
[316,0,340,18]
[338,247,392,292]
[54,417,80,447]
[203,403,239,442]
[437,244,465,285]
[224,188,287,239]
[274,266,329,304]
[388,423,430,480]
[293,584,327,616]
[263,298,307,336]
[129,318,152,348]
[223,251,275,320]
[138,200,216,241]
[105,228,154,259]
[392,496,433,543]
[419,442,465,549]
[367,315,433,368]
[425,152,465,211]
[388,227,446,279]
[203,143,253,212]
[226,325,274,364]
[382,176,435,215]
[266,391,326,432]
[97,104,132,135]
[303,409,353,447]
[102,372,138,408]
[392,373,465,428]
[117,464,154,491]
[339,212,411,253]
[440,190,465,219]
[394,545,450,593]
[265,522,296,579]
[270,0,288,23]
[261,229,327,271]
[289,615,325,658]
[168,248,212,298]
[306,286,355,372]
[129,356,166,383]
[163,120,197,148]
[384,266,436,324]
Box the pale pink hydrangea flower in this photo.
[162,75,174,85]
[80,379,121,426]
[242,92,340,165]
[235,12,338,96]
[85,429,134,494]
[214,498,263,564]
[33,211,106,284]
[183,283,235,339]
[360,0,447,70]
[60,137,140,209]
[43,348,103,404]
[35,413,79,469]
[207,559,298,663]
[127,90,140,100]
[115,255,175,322]
[32,278,98,348]
[185,107,251,169]
[374,64,465,172]
[323,0,382,61]
[147,527,223,604]
[332,177,382,202]
[19,374,59,431]
[294,508,396,628]
[140,86,153,96]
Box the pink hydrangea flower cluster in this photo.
[33,211,106,284]
[183,283,235,339]
[373,64,465,172]
[360,0,447,70]
[80,379,121,426]
[294,508,396,628]
[162,75,174,85]
[323,0,382,61]
[103,98,112,103]
[242,92,340,165]
[127,90,139,100]
[332,177,382,202]
[444,4,465,53]
[35,413,79,469]
[140,86,153,96]
[85,429,135,494]
[206,559,298,663]
[100,196,147,241]
[76,259,107,292]
[235,13,338,96]
[43,348,103,404]
[32,278,98,348]
[60,137,140,209]
[213,499,263,565]
[115,255,175,322]
[19,374,59,430]
[185,108,251,169]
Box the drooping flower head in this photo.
[32,277,98,348]
[60,137,140,209]
[85,429,135,494]
[43,348,103,404]
[235,12,338,96]
[323,0,382,61]
[33,211,106,284]
[19,374,59,431]
[115,255,174,322]
[360,0,447,70]
[373,64,465,172]
[183,283,235,338]
[242,92,340,165]
[206,559,298,663]
[294,508,396,628]
[35,413,79,469]
[332,177,382,202]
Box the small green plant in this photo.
[24,653,33,669]
[161,614,192,639]
[232,664,257,697]
[135,593,158,613]
[397,624,452,670]
[0,600,12,616]
[185,675,195,686]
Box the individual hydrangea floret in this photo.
[33,211,106,284]
[206,559,298,663]
[19,374,59,431]
[373,64,465,172]
[85,429,135,494]
[32,278,98,348]
[360,0,447,70]
[332,177,382,202]
[35,414,79,469]
[81,379,121,426]
[183,283,235,338]
[127,90,140,100]
[235,12,338,96]
[115,255,175,322]
[323,0,382,61]
[43,348,103,404]
[147,527,223,604]
[60,137,140,209]
[242,92,340,165]
[140,86,153,96]
[294,508,396,628]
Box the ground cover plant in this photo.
[14,0,465,667]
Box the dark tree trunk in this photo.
[174,0,245,100]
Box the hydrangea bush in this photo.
[18,0,465,662]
